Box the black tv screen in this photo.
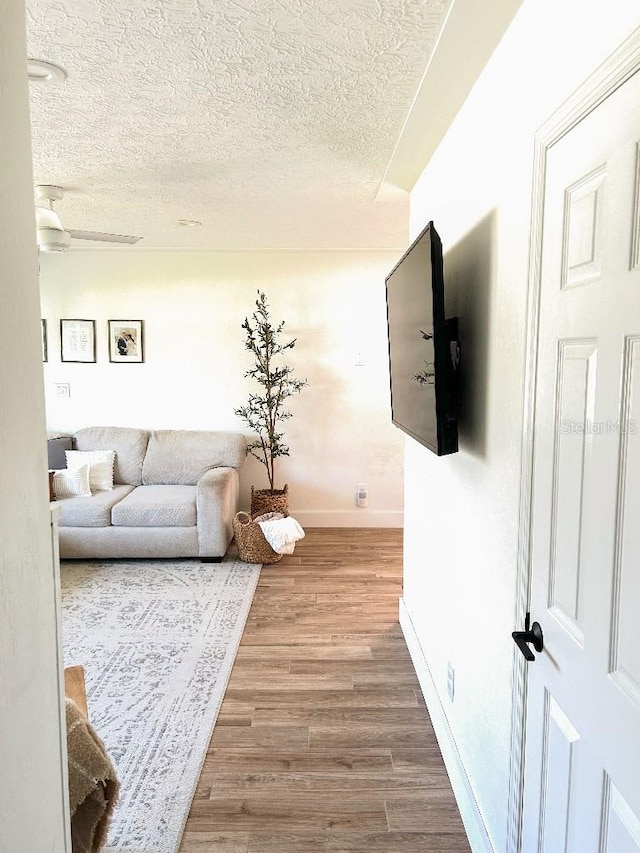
[385,221,459,455]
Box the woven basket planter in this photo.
[232,511,283,564]
[250,484,289,517]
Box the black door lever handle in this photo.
[512,613,544,661]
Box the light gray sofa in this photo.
[54,426,246,561]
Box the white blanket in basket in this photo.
[254,512,305,555]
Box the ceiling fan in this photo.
[35,185,143,252]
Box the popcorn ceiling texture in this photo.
[26,0,452,249]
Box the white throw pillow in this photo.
[65,449,116,491]
[53,465,91,499]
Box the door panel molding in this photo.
[539,692,580,853]
[600,775,640,852]
[629,144,640,271]
[548,339,598,645]
[561,165,606,289]
[609,334,640,702]
[507,26,640,853]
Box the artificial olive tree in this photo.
[234,291,307,493]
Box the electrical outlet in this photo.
[356,483,368,507]
[54,383,70,398]
[447,663,455,702]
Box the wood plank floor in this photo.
[179,528,471,853]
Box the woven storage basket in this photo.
[250,484,289,517]
[232,511,283,564]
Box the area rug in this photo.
[61,558,261,853]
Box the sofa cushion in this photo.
[65,449,116,491]
[53,465,91,499]
[57,485,135,528]
[75,426,149,486]
[142,430,246,485]
[111,485,197,527]
[47,434,73,470]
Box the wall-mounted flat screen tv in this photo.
[385,221,459,455]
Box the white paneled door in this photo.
[521,55,640,853]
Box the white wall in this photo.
[0,2,69,850]
[402,2,640,852]
[40,249,405,526]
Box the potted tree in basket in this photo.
[234,290,308,517]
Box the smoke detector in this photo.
[28,59,67,84]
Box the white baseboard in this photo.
[399,598,495,853]
[292,510,403,528]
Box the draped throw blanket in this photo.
[66,698,120,853]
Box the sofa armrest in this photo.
[196,467,240,559]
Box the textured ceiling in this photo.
[26,0,452,249]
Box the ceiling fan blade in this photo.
[67,229,142,245]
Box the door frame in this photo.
[506,26,640,853]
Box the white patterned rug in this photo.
[61,558,261,853]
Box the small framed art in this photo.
[109,320,144,363]
[60,319,96,363]
[41,319,48,362]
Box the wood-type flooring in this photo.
[180,528,471,853]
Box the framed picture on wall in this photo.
[109,320,144,363]
[60,319,96,363]
[41,319,48,362]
